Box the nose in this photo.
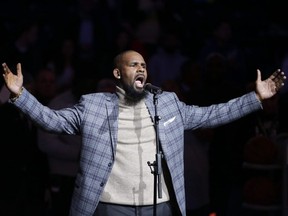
[137,67,145,73]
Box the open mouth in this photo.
[135,75,145,88]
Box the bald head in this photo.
[113,50,143,69]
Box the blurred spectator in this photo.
[99,24,134,77]
[199,52,248,215]
[278,90,288,134]
[201,52,243,104]
[178,59,204,104]
[0,74,48,216]
[32,67,58,105]
[241,85,283,215]
[161,79,186,102]
[198,19,248,90]
[4,19,44,78]
[68,0,113,63]
[134,11,161,60]
[45,36,79,93]
[0,85,10,105]
[185,129,213,216]
[147,27,188,86]
[97,78,116,93]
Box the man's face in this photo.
[118,51,147,91]
[115,51,148,104]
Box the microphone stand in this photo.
[147,91,163,216]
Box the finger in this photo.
[16,63,22,77]
[276,79,285,88]
[270,69,282,81]
[2,62,8,73]
[273,71,286,84]
[274,75,286,91]
[256,69,261,82]
[275,83,284,92]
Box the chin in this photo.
[135,87,144,92]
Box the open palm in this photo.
[256,69,286,101]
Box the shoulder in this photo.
[146,91,181,105]
[80,92,117,103]
[160,91,180,101]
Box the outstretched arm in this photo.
[2,63,23,99]
[255,69,286,101]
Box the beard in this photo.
[122,82,147,106]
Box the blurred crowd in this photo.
[1,0,288,216]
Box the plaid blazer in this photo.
[12,88,262,216]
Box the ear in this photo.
[113,69,121,79]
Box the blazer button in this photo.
[100,182,104,187]
[108,162,112,167]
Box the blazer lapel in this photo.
[106,94,119,157]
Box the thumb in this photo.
[256,69,262,82]
[16,63,22,77]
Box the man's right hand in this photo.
[2,63,24,96]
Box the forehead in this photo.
[122,51,145,64]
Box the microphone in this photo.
[144,83,163,94]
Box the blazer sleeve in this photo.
[181,91,263,130]
[10,88,83,135]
